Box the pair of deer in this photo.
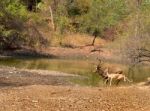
[95,59,132,86]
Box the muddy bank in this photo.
[0,66,83,87]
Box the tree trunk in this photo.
[91,35,97,46]
[35,0,37,12]
[49,6,55,31]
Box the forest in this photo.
[0,0,150,64]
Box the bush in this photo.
[79,0,129,37]
[0,0,28,50]
[53,0,129,39]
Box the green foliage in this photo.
[54,0,129,37]
[0,0,28,20]
[79,0,129,37]
[5,0,28,20]
[141,0,150,11]
[0,0,28,49]
[54,1,71,34]
[66,0,91,16]
[140,0,150,48]
[53,0,91,33]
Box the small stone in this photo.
[89,100,93,103]
[32,100,38,103]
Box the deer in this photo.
[105,68,132,86]
[94,61,109,84]
[94,58,123,85]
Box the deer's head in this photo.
[94,58,103,73]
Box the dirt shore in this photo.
[0,66,82,87]
[0,45,117,60]
[0,66,150,111]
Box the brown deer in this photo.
[94,60,109,84]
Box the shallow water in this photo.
[0,57,149,86]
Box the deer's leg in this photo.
[106,79,109,85]
[104,78,108,85]
[116,79,121,86]
[110,78,112,86]
[105,77,109,85]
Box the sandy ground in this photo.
[0,66,150,111]
[44,46,116,60]
[0,85,150,111]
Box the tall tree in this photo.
[80,0,128,45]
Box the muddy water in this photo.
[0,57,149,86]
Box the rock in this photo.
[32,100,38,103]
[89,100,93,103]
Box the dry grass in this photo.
[50,33,107,47]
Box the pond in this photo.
[0,57,149,86]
